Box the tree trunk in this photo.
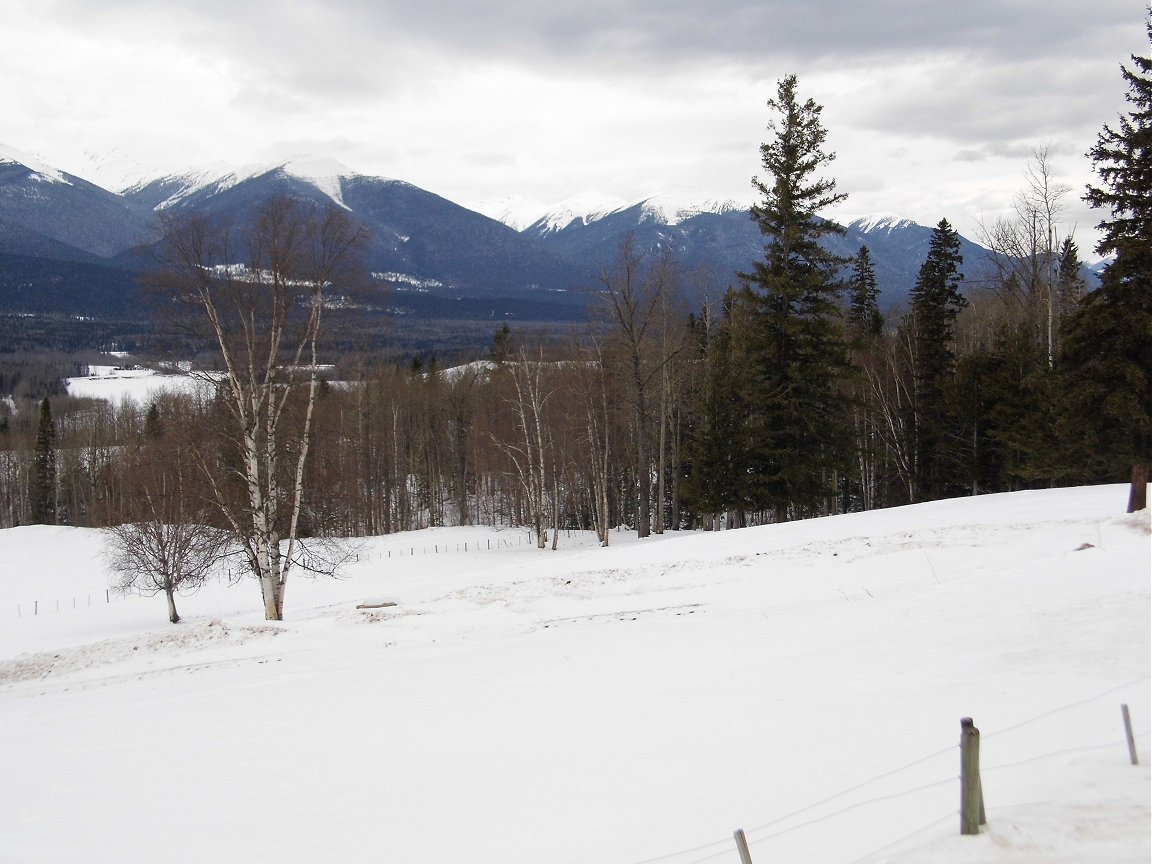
[165,580,180,624]
[655,360,667,534]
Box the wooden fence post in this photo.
[1127,463,1148,513]
[1122,704,1139,765]
[733,828,754,864]
[960,717,986,835]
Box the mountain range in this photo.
[0,144,1024,353]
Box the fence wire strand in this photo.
[625,682,1149,864]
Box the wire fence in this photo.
[360,531,535,561]
[4,531,542,619]
[9,588,118,618]
[625,675,1151,864]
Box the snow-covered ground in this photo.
[1,487,1148,864]
[64,365,208,405]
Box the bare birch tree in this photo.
[152,197,366,620]
[491,349,557,548]
[979,145,1074,367]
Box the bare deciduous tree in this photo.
[104,406,232,623]
[979,145,1074,366]
[106,507,232,624]
[152,197,366,620]
[492,348,557,548]
[598,236,682,538]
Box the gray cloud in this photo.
[9,0,1146,245]
[47,0,1140,90]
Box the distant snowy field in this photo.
[65,365,209,405]
[1,486,1148,864]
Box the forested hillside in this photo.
[0,43,1147,568]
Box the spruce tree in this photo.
[737,74,852,521]
[143,402,164,440]
[907,219,967,500]
[32,397,57,524]
[847,245,883,339]
[1056,236,1088,316]
[1058,20,1152,479]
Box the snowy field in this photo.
[64,364,209,405]
[0,486,1148,864]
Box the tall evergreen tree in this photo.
[847,245,883,339]
[1055,236,1088,316]
[32,397,57,524]
[1060,20,1152,478]
[737,74,852,521]
[907,218,967,500]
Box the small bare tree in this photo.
[106,504,232,624]
[104,403,232,623]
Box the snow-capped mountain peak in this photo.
[850,212,918,233]
[0,143,72,186]
[267,155,360,209]
[466,195,552,232]
[519,189,748,235]
[126,155,372,212]
[636,193,745,225]
[529,192,632,233]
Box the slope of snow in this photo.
[0,142,72,185]
[271,154,359,209]
[528,191,632,232]
[0,487,1148,864]
[124,162,246,209]
[131,155,365,211]
[851,212,921,233]
[68,147,152,194]
[522,189,748,233]
[634,188,746,225]
[466,194,553,231]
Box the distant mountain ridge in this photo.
[1,144,1066,346]
[0,145,153,261]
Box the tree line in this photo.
[0,29,1147,621]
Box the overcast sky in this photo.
[2,1,1146,251]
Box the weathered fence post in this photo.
[1122,704,1139,765]
[733,828,754,864]
[960,716,986,834]
[1127,463,1148,513]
